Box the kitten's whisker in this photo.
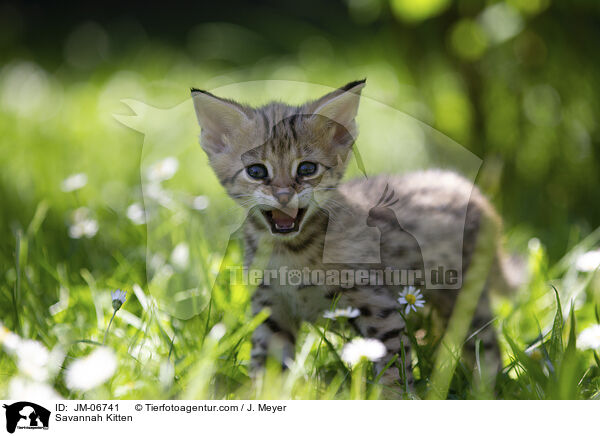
[311,202,337,224]
[320,198,355,218]
[310,199,348,224]
[225,199,257,214]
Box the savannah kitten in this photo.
[191,80,514,391]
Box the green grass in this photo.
[1,55,600,400]
[2,195,600,399]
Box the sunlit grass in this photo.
[1,47,600,400]
[2,173,600,399]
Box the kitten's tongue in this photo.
[271,208,298,230]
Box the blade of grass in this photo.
[12,228,22,334]
[503,329,547,390]
[426,217,498,399]
[374,353,398,384]
[310,324,348,375]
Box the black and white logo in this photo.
[3,402,50,433]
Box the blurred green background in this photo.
[1,0,599,264]
[1,0,600,399]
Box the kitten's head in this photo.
[192,80,365,239]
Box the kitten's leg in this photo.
[250,321,296,372]
[428,286,501,377]
[462,288,501,376]
[340,289,413,389]
[250,287,296,373]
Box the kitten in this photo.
[191,80,516,390]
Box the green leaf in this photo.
[399,336,408,392]
[565,304,577,357]
[401,309,434,379]
[503,329,547,393]
[554,306,582,399]
[374,354,398,384]
[310,325,348,375]
[352,143,367,178]
[593,351,600,370]
[548,286,564,364]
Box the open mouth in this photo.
[261,208,307,234]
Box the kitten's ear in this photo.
[191,89,251,154]
[309,79,366,146]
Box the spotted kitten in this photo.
[191,80,517,391]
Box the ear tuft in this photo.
[339,78,366,93]
[191,88,213,95]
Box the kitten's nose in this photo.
[273,187,294,205]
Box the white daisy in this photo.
[111,289,127,311]
[577,324,600,350]
[192,195,210,210]
[1,325,64,382]
[61,173,87,192]
[144,183,175,209]
[68,207,98,239]
[0,324,21,352]
[65,347,117,391]
[528,237,541,251]
[208,323,226,341]
[525,347,544,361]
[576,249,600,272]
[341,337,387,366]
[145,157,179,182]
[126,202,146,225]
[323,306,360,320]
[130,341,156,362]
[170,242,190,269]
[398,286,425,315]
[16,340,51,381]
[159,360,175,389]
[9,377,61,400]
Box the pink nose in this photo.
[273,187,294,205]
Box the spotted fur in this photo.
[192,80,515,393]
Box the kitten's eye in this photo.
[246,164,268,180]
[297,161,318,177]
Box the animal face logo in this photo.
[115,80,483,319]
[3,402,50,433]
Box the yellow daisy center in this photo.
[529,349,543,361]
[405,294,416,305]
